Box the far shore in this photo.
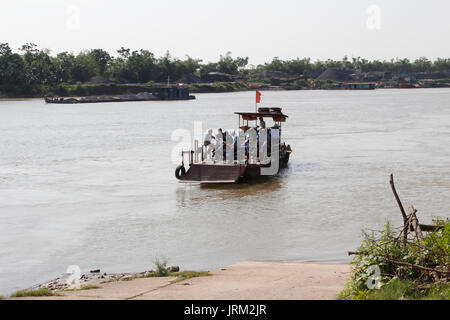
[1,85,449,101]
[6,261,350,300]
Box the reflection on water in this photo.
[1,89,450,294]
[287,161,321,171]
[176,175,284,207]
[199,175,284,195]
[176,162,321,208]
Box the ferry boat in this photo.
[175,107,292,184]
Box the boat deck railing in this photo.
[181,136,280,167]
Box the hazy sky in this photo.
[1,0,449,64]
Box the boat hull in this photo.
[179,164,247,183]
[178,151,292,184]
[45,96,195,104]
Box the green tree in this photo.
[199,62,218,80]
[127,49,157,82]
[54,52,76,83]
[71,51,98,82]
[264,57,286,73]
[88,49,111,75]
[20,44,57,90]
[432,58,450,72]
[411,57,432,73]
[0,43,27,94]
[286,58,312,75]
[176,55,202,78]
[392,58,412,73]
[217,52,248,74]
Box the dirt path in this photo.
[12,261,350,300]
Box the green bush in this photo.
[339,219,449,300]
[433,78,450,84]
[294,79,309,87]
[154,257,169,277]
[375,278,448,300]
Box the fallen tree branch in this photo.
[416,224,443,232]
[399,220,441,240]
[383,258,448,277]
[409,205,425,243]
[348,251,363,256]
[347,252,448,276]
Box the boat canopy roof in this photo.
[235,111,288,122]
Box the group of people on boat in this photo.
[202,117,278,165]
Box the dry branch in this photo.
[347,252,448,278]
[390,174,408,246]
[390,174,408,222]
[418,224,443,232]
[409,205,425,245]
[347,174,448,286]
[383,258,448,277]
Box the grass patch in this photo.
[138,270,211,283]
[65,285,100,291]
[10,288,54,298]
[339,278,450,300]
[110,274,124,282]
[169,271,211,284]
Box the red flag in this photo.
[256,90,261,104]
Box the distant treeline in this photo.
[1,42,449,97]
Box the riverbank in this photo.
[1,80,449,99]
[6,261,350,300]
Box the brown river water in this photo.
[0,89,449,294]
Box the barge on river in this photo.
[175,107,292,184]
[45,87,195,104]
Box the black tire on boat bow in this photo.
[175,165,186,179]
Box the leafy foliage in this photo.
[340,277,450,300]
[154,257,169,277]
[1,42,449,97]
[340,219,449,300]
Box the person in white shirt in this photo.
[259,117,266,129]
[204,129,213,146]
[203,129,215,161]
